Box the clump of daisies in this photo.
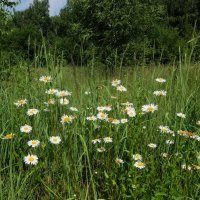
[14,99,27,107]
[142,104,158,113]
[39,76,52,83]
[24,154,38,165]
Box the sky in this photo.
[14,0,66,16]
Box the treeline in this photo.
[0,0,200,66]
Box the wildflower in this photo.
[103,137,113,143]
[97,147,106,152]
[176,112,186,118]
[155,78,166,83]
[153,90,167,96]
[61,115,74,124]
[92,139,101,144]
[49,136,61,144]
[56,90,72,97]
[142,104,158,113]
[20,125,32,133]
[158,125,171,133]
[70,107,78,112]
[46,99,55,105]
[45,89,58,95]
[39,76,52,83]
[127,108,136,117]
[196,121,200,126]
[112,79,121,87]
[85,91,91,95]
[132,154,142,161]
[28,140,40,147]
[182,164,192,171]
[14,99,27,107]
[161,153,168,158]
[112,119,120,125]
[121,119,128,123]
[86,116,97,121]
[97,112,108,120]
[117,85,127,92]
[148,143,157,148]
[115,158,124,165]
[2,133,14,140]
[27,108,39,116]
[134,161,145,169]
[24,154,38,165]
[166,140,174,145]
[60,98,69,105]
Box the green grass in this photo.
[0,62,200,200]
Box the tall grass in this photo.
[0,57,200,199]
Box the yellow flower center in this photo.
[28,157,34,162]
[147,107,154,111]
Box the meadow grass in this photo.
[0,61,200,200]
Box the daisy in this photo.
[86,116,97,121]
[20,125,32,133]
[155,78,166,83]
[127,108,136,117]
[142,104,158,113]
[112,119,120,125]
[115,158,124,165]
[132,154,142,161]
[112,79,121,87]
[28,140,40,147]
[148,143,157,148]
[158,125,171,133]
[60,98,69,105]
[92,139,101,144]
[153,90,167,96]
[61,115,74,124]
[24,154,38,165]
[46,99,55,105]
[27,108,39,116]
[103,137,113,143]
[176,113,186,118]
[56,90,72,97]
[117,85,127,92]
[14,99,27,107]
[39,76,52,83]
[166,140,174,145]
[121,119,128,123]
[134,161,145,169]
[97,112,108,120]
[45,89,58,95]
[70,107,78,112]
[49,136,61,144]
[97,147,106,152]
[2,133,14,140]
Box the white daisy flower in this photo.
[20,125,32,133]
[148,143,157,148]
[115,158,124,165]
[158,125,171,133]
[86,116,97,121]
[14,99,27,107]
[92,139,101,144]
[39,76,52,83]
[153,90,167,96]
[161,153,168,158]
[117,85,127,92]
[60,98,69,105]
[127,108,136,117]
[142,104,158,113]
[166,140,174,145]
[134,161,145,169]
[61,115,74,124]
[24,154,38,165]
[155,78,166,83]
[56,90,72,97]
[112,119,120,124]
[45,89,58,95]
[27,108,39,116]
[121,119,128,123]
[70,107,78,112]
[97,112,108,120]
[97,147,106,152]
[27,140,40,147]
[176,113,186,118]
[103,137,113,143]
[112,79,121,87]
[49,136,61,144]
[132,154,142,161]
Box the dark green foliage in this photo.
[1,0,200,66]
